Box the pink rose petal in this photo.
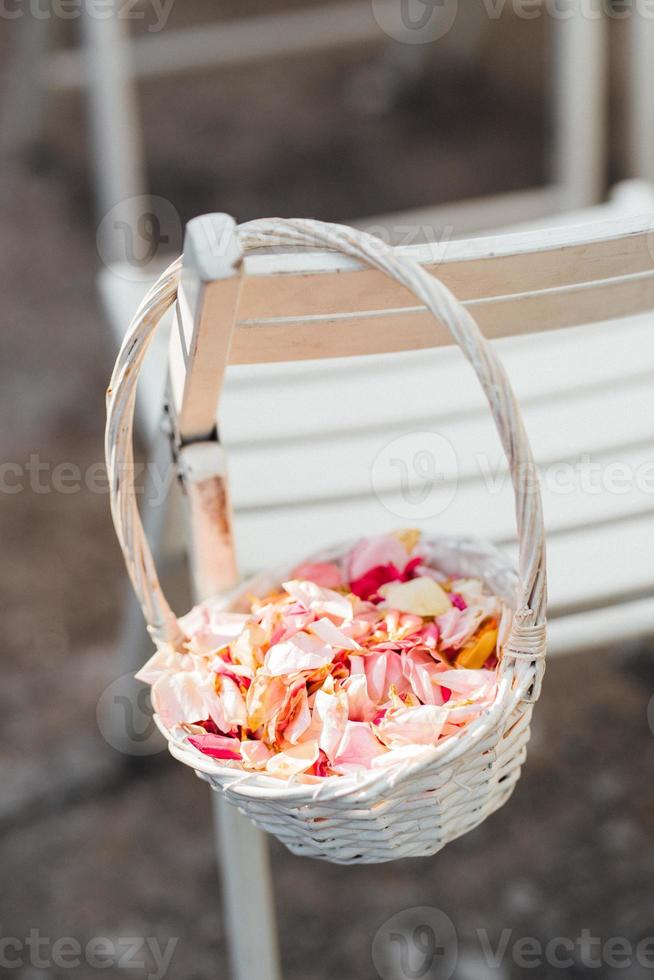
[265,740,319,778]
[240,740,274,769]
[376,704,447,748]
[309,617,361,651]
[188,733,241,760]
[401,649,449,706]
[365,651,410,704]
[290,561,343,588]
[179,606,249,654]
[264,631,335,676]
[282,580,353,622]
[346,534,409,581]
[313,687,349,760]
[333,721,387,771]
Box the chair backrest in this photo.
[167,213,653,635]
[173,212,654,376]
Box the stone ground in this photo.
[1,8,653,980]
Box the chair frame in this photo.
[160,209,654,980]
[1,0,615,241]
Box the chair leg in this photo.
[627,5,654,183]
[80,0,147,253]
[0,14,50,159]
[552,0,608,209]
[212,794,282,980]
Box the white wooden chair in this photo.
[113,203,654,980]
[1,0,615,237]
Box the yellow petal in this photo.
[379,577,452,617]
[456,623,498,669]
[392,528,421,554]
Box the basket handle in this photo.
[106,218,546,686]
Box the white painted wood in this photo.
[553,0,608,208]
[81,0,146,244]
[218,311,654,441]
[223,384,653,512]
[98,185,654,381]
[163,211,654,365]
[547,597,654,655]
[227,271,654,363]
[236,211,654,314]
[48,0,388,89]
[628,6,654,183]
[544,513,653,616]
[169,214,243,443]
[382,180,654,242]
[177,441,238,597]
[354,187,566,243]
[172,219,280,980]
[101,192,654,662]
[213,794,281,980]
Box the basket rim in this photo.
[152,533,538,804]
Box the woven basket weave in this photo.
[105,217,547,864]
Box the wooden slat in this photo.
[48,0,387,89]
[229,270,654,364]
[225,440,654,553]
[547,597,654,655]
[230,505,654,617]
[224,381,654,508]
[169,214,243,442]
[219,313,654,440]
[237,213,654,321]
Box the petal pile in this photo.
[136,531,507,781]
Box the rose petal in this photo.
[246,674,287,731]
[279,682,312,745]
[401,649,449,706]
[290,561,343,588]
[265,740,319,778]
[240,740,274,769]
[349,563,402,601]
[313,687,349,760]
[282,580,353,622]
[216,675,248,729]
[333,721,386,771]
[364,651,410,704]
[436,668,496,697]
[379,577,452,617]
[309,617,361,651]
[152,671,209,728]
[456,622,498,669]
[264,631,335,676]
[187,733,241,760]
[135,645,185,685]
[347,535,409,580]
[376,704,447,747]
[342,673,379,723]
[179,606,249,654]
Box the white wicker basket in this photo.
[106,218,547,864]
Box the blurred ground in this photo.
[0,7,653,980]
